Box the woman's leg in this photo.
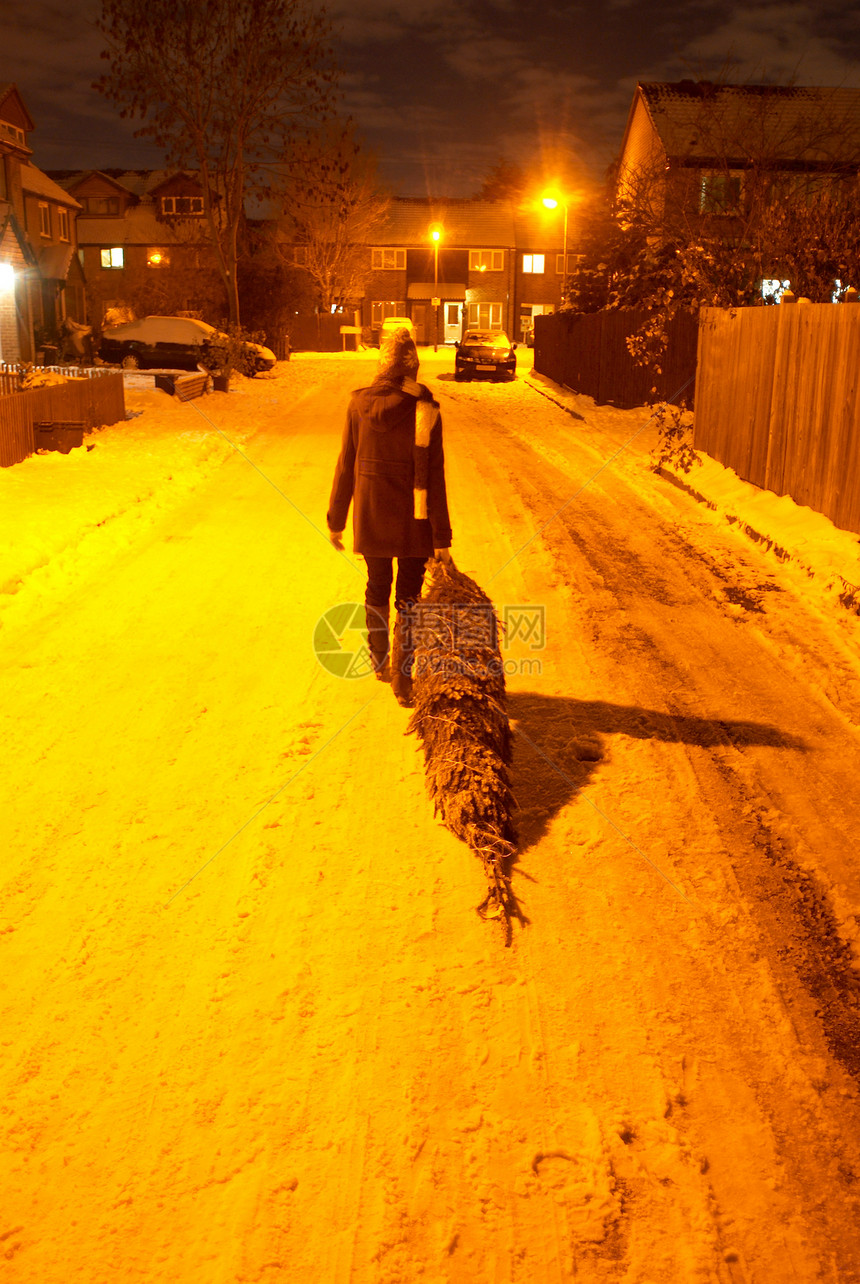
[394,557,427,610]
[391,557,428,705]
[364,556,394,677]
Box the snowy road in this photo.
[2,351,860,1282]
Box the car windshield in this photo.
[462,331,510,348]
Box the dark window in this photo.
[161,195,204,215]
[85,195,120,215]
[699,172,743,215]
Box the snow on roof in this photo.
[113,170,195,197]
[48,169,197,200]
[21,164,81,207]
[373,199,518,246]
[639,82,860,166]
[74,217,128,244]
[75,206,209,246]
[512,210,568,249]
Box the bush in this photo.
[649,402,702,474]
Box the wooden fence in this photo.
[286,313,348,353]
[533,308,700,409]
[0,372,126,468]
[695,303,860,537]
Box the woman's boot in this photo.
[391,607,416,707]
[365,604,390,681]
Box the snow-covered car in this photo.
[378,316,416,343]
[98,316,276,375]
[454,330,517,382]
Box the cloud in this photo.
[330,0,463,46]
[7,0,860,194]
[3,0,165,167]
[653,2,860,87]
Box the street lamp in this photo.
[542,193,569,301]
[429,223,443,352]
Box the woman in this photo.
[327,328,452,706]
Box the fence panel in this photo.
[0,393,35,468]
[695,304,860,536]
[286,314,345,352]
[0,371,126,468]
[534,309,699,408]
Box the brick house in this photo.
[0,83,84,363]
[40,168,576,350]
[616,80,860,223]
[51,169,226,327]
[360,199,570,345]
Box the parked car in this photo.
[98,316,276,375]
[454,330,517,382]
[378,315,416,344]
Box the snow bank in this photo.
[527,369,860,616]
[0,368,298,627]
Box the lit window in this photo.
[469,249,503,272]
[522,254,544,274]
[467,302,502,330]
[38,203,50,237]
[699,172,743,215]
[57,208,70,241]
[100,247,124,269]
[147,247,170,268]
[371,248,406,270]
[161,195,204,215]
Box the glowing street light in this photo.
[429,223,443,351]
[0,262,14,292]
[542,192,570,299]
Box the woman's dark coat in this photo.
[327,377,452,558]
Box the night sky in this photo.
[4,0,860,197]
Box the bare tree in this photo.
[284,130,391,313]
[95,0,337,325]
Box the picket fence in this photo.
[694,303,860,537]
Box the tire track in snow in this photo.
[441,375,860,1279]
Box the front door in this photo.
[444,303,462,344]
[412,304,427,344]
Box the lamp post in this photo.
[542,194,569,301]
[429,224,443,351]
